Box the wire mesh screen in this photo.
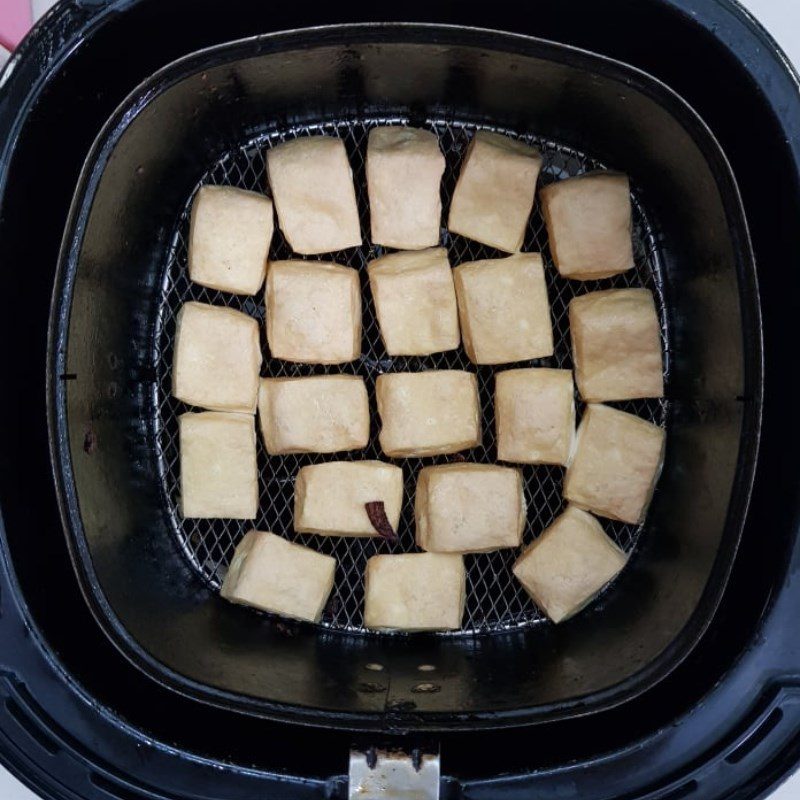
[152,117,670,636]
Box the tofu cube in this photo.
[188,186,273,295]
[367,247,459,356]
[367,126,445,249]
[495,368,575,465]
[448,131,542,252]
[415,464,526,553]
[540,171,634,279]
[453,253,554,364]
[513,506,628,623]
[564,404,665,524]
[221,530,336,623]
[265,260,361,364]
[294,461,403,537]
[364,553,466,631]
[569,288,664,401]
[172,301,261,413]
[179,411,258,519]
[258,375,369,455]
[376,370,481,457]
[266,136,361,254]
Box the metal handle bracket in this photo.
[348,746,440,799]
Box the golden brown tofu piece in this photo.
[179,411,258,519]
[257,375,369,455]
[266,136,361,254]
[188,186,273,295]
[221,531,336,623]
[495,368,575,465]
[366,126,445,249]
[265,260,361,364]
[376,370,481,457]
[363,553,466,631]
[448,131,542,252]
[453,253,553,364]
[367,247,459,356]
[172,301,261,413]
[415,464,526,553]
[569,288,664,402]
[540,171,634,280]
[513,506,628,623]
[564,404,665,524]
[294,461,403,537]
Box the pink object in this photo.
[0,0,33,51]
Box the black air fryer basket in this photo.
[49,23,760,729]
[2,1,800,798]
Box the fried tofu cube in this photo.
[564,404,665,524]
[513,506,628,623]
[266,136,361,254]
[363,553,466,631]
[172,301,261,413]
[221,530,336,623]
[367,247,459,356]
[188,186,273,295]
[453,253,553,364]
[294,461,403,537]
[366,126,445,249]
[179,411,258,519]
[569,288,664,402]
[495,368,575,465]
[257,375,369,455]
[448,131,542,252]
[376,370,481,457]
[415,464,526,553]
[265,260,361,364]
[540,171,634,279]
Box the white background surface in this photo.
[1,0,799,797]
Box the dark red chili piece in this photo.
[365,501,398,543]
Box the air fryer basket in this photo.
[50,26,760,729]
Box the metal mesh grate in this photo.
[152,117,669,636]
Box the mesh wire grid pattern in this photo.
[152,117,670,636]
